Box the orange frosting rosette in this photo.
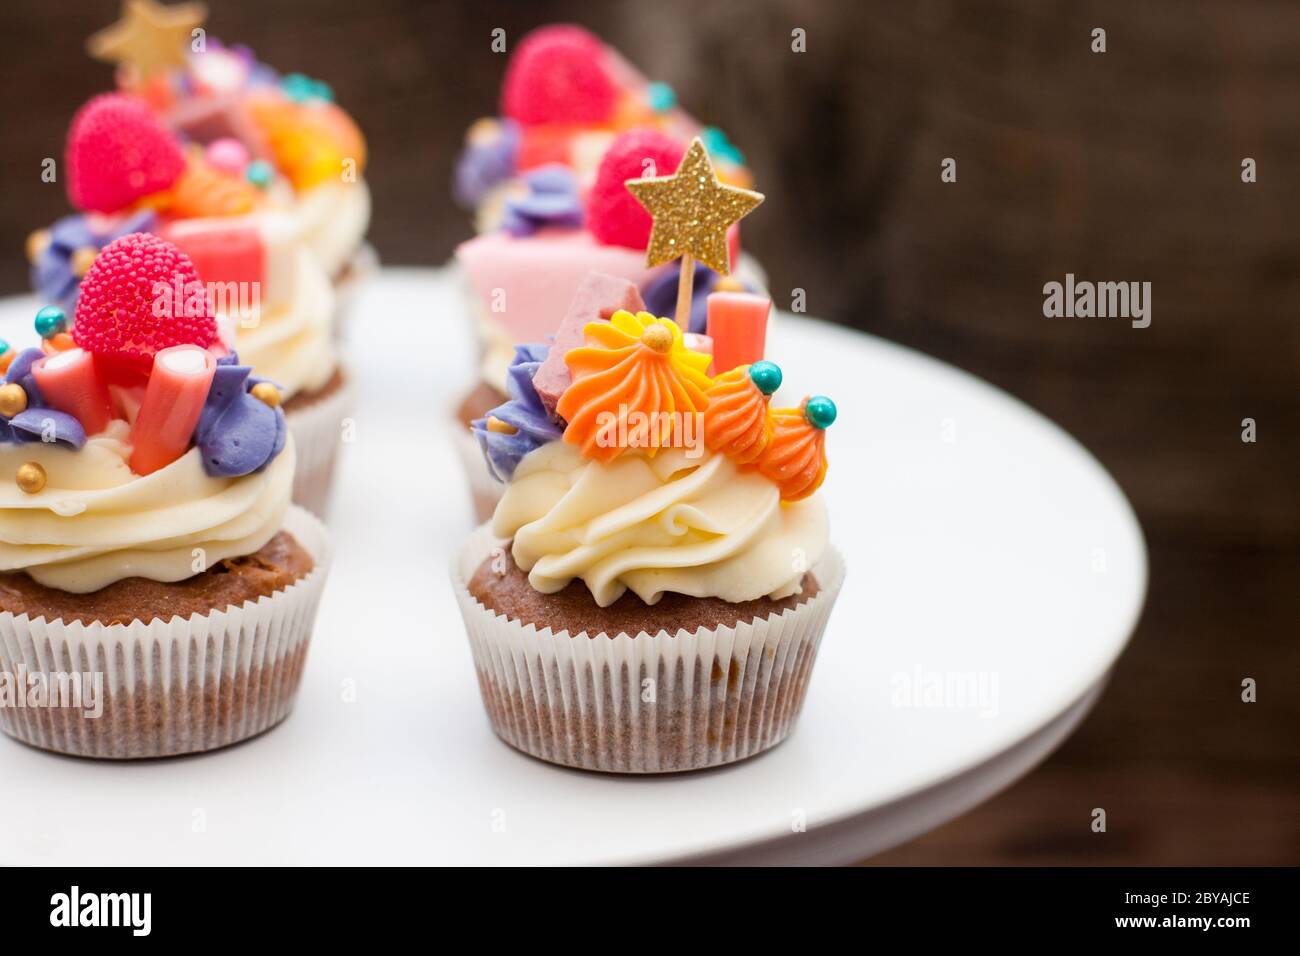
[165,152,261,218]
[558,310,713,462]
[702,365,772,464]
[757,402,829,502]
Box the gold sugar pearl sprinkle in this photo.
[485,415,517,435]
[0,383,29,418]
[640,323,674,353]
[250,382,281,408]
[71,246,99,277]
[16,461,46,495]
[26,229,51,264]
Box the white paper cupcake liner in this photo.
[331,242,378,342]
[0,506,331,760]
[285,366,356,518]
[452,526,845,774]
[450,417,504,524]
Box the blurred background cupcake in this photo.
[74,0,374,329]
[25,25,361,515]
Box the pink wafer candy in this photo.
[706,291,771,375]
[31,347,114,436]
[128,345,217,475]
[534,272,645,418]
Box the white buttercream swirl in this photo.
[236,247,336,399]
[0,422,293,594]
[492,442,827,607]
[292,180,371,279]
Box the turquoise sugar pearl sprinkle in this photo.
[748,360,782,395]
[34,305,66,339]
[281,72,332,103]
[701,126,745,166]
[804,395,837,429]
[647,81,676,113]
[246,160,274,188]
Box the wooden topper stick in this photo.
[675,253,695,329]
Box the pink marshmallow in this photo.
[707,291,771,375]
[31,347,114,436]
[129,345,217,475]
[534,272,645,418]
[206,137,251,175]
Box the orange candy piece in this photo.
[702,365,771,464]
[167,156,260,218]
[40,333,78,355]
[757,403,828,501]
[246,92,367,190]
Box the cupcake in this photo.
[0,233,330,759]
[72,2,375,325]
[452,140,840,773]
[455,290,842,772]
[450,24,766,519]
[27,88,352,516]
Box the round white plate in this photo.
[0,269,1145,866]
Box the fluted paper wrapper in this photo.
[286,369,355,518]
[451,420,503,524]
[452,526,845,774]
[0,506,331,760]
[331,242,378,342]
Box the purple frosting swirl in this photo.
[0,347,86,450]
[472,343,563,482]
[194,352,287,477]
[31,209,157,312]
[454,119,519,209]
[640,260,758,335]
[500,164,584,237]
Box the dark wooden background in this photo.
[2,0,1296,864]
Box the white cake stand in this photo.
[0,269,1145,865]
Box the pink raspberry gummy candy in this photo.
[66,93,186,213]
[73,233,216,366]
[588,129,686,250]
[501,25,617,125]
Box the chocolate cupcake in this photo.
[0,234,330,759]
[453,267,844,772]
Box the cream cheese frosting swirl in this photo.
[292,180,371,279]
[0,421,293,594]
[235,247,337,399]
[492,441,827,607]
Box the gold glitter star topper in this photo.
[625,137,764,326]
[88,0,208,80]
